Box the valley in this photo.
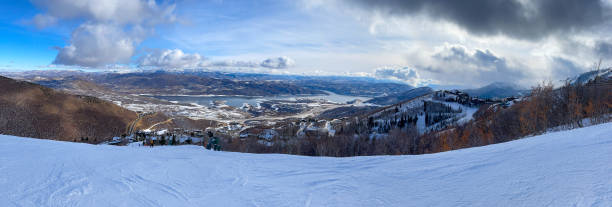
[1,68,610,157]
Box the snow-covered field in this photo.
[1,123,612,207]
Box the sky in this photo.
[1,0,612,88]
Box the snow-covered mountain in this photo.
[570,68,612,85]
[2,123,611,206]
[360,90,480,135]
[464,81,526,98]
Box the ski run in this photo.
[1,122,611,207]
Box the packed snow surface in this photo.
[2,123,612,206]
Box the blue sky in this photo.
[0,0,59,68]
[1,0,612,87]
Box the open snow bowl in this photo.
[1,123,611,206]
[146,92,371,108]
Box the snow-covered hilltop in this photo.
[1,123,611,207]
[570,68,612,85]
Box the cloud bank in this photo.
[137,49,295,70]
[347,0,610,40]
[414,44,528,86]
[595,41,612,59]
[139,49,204,69]
[374,66,429,86]
[260,56,295,69]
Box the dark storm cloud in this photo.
[595,41,612,58]
[419,45,527,85]
[432,46,511,71]
[349,0,609,40]
[551,57,585,81]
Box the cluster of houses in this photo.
[239,118,341,145]
[124,128,207,146]
[435,90,519,108]
[106,118,249,147]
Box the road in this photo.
[126,112,153,135]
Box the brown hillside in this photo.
[0,76,137,143]
[133,112,219,131]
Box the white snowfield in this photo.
[1,123,612,207]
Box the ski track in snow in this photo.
[1,123,612,206]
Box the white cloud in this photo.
[53,23,142,67]
[137,50,296,70]
[374,66,430,86]
[30,0,175,25]
[209,60,259,68]
[260,56,295,69]
[32,0,175,67]
[208,56,295,69]
[139,49,204,69]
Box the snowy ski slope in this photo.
[1,123,612,206]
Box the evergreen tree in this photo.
[160,135,166,145]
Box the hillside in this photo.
[1,123,611,206]
[0,76,137,143]
[365,87,433,105]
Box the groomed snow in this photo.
[1,123,612,206]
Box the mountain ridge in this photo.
[464,81,527,98]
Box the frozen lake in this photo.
[148,91,371,107]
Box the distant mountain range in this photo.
[464,82,527,99]
[171,70,414,96]
[5,70,412,97]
